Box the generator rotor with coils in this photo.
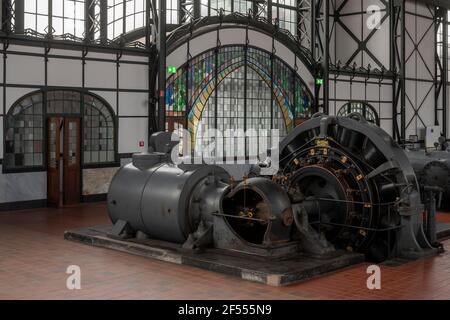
[276,114,434,262]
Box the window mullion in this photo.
[14,0,25,33]
[123,0,126,35]
[48,0,53,36]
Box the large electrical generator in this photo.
[66,115,441,286]
[107,114,435,260]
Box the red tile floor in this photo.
[0,202,450,300]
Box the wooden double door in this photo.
[47,117,81,207]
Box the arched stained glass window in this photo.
[337,102,380,125]
[165,45,314,158]
[4,90,117,172]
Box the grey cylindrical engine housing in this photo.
[406,150,450,199]
[107,160,229,243]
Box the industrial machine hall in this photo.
[2,0,450,303]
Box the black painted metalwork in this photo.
[85,0,100,42]
[157,0,166,131]
[1,0,14,34]
[179,0,197,24]
[435,7,448,138]
[391,0,406,142]
[166,12,314,72]
[323,0,329,114]
[106,116,436,263]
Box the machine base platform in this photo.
[437,221,450,240]
[64,225,365,286]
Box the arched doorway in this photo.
[4,90,117,206]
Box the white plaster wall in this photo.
[48,58,83,87]
[91,90,117,114]
[119,92,148,116]
[85,60,117,89]
[119,63,148,90]
[118,117,148,153]
[6,54,45,86]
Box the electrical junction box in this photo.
[425,126,441,150]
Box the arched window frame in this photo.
[337,101,380,126]
[3,89,118,174]
[166,44,314,119]
[165,44,314,154]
